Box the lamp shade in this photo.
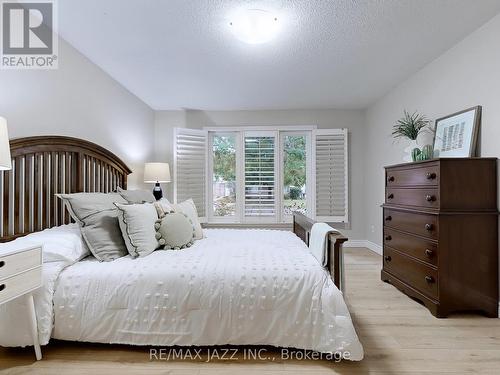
[0,117,12,171]
[144,162,171,183]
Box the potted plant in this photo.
[392,110,432,162]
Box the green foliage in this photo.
[213,135,236,182]
[283,136,306,188]
[392,110,431,141]
[289,186,302,200]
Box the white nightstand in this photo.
[0,245,43,360]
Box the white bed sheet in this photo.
[0,224,88,347]
[52,229,363,360]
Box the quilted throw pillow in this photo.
[155,212,195,250]
[115,202,159,258]
[56,193,128,262]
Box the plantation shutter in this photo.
[313,128,348,222]
[244,133,277,221]
[173,128,208,220]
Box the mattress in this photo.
[52,229,363,360]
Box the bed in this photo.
[0,136,363,361]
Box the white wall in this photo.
[0,38,155,188]
[155,109,366,240]
[364,13,500,246]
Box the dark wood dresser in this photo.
[381,158,498,318]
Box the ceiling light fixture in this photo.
[229,9,280,45]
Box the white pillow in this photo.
[173,199,203,240]
[0,224,89,263]
[115,203,159,258]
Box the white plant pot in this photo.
[403,139,419,162]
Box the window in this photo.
[281,133,308,220]
[210,133,237,219]
[244,132,277,221]
[174,127,348,224]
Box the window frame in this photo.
[207,131,242,223]
[194,125,348,225]
[279,131,312,223]
[242,130,279,224]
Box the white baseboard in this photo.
[344,240,383,255]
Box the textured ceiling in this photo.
[58,0,500,110]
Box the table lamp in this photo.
[144,162,171,200]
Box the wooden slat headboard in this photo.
[0,136,132,242]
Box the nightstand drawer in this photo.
[0,267,42,305]
[0,247,42,280]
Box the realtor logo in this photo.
[1,0,58,69]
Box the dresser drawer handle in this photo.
[426,172,437,180]
[425,249,434,257]
[385,235,392,241]
[385,216,392,221]
[425,223,434,231]
[425,194,436,202]
[388,176,395,182]
[0,284,5,292]
[387,193,394,199]
[0,261,4,268]
[425,276,435,284]
[384,256,392,262]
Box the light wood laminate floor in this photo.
[1,247,499,374]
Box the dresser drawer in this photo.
[386,164,439,187]
[0,267,42,305]
[384,208,438,239]
[383,227,438,266]
[383,247,438,300]
[0,247,42,280]
[386,188,439,209]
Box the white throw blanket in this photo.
[309,222,339,266]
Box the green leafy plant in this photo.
[289,186,302,200]
[392,110,431,141]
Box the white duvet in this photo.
[0,227,363,360]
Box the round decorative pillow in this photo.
[154,211,195,250]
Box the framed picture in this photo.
[432,106,481,158]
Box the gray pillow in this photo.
[115,202,159,258]
[117,187,155,204]
[57,193,128,262]
[155,212,195,250]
